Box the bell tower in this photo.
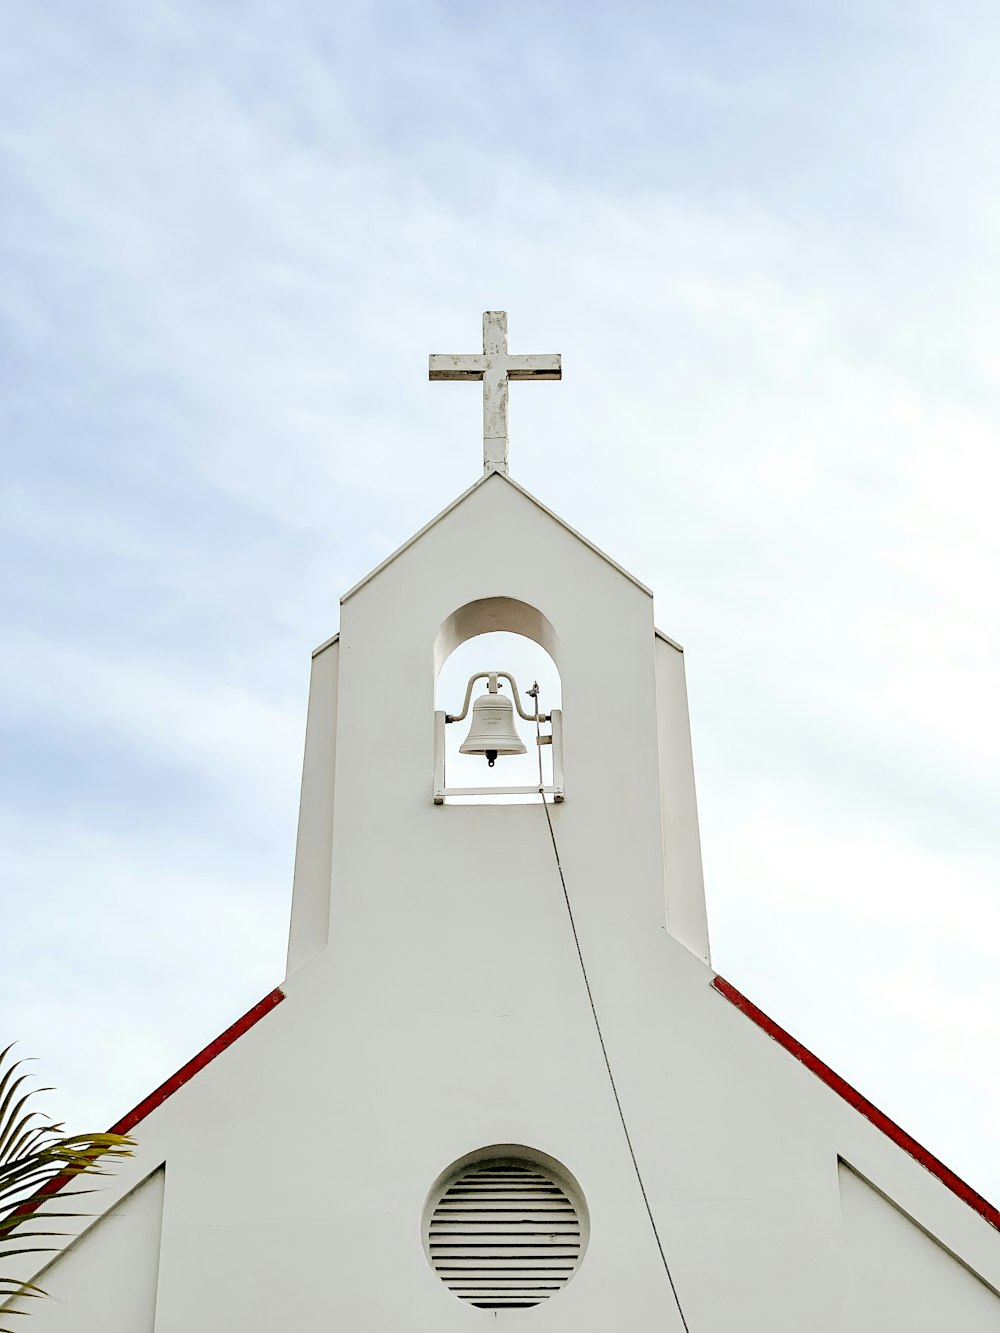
[285,429,710,979]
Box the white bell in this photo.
[459,689,527,767]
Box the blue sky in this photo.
[3,0,999,1205]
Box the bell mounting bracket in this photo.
[445,671,550,725]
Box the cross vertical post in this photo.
[429,312,561,475]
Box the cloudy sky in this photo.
[3,1,999,1205]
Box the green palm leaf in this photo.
[0,1046,133,1329]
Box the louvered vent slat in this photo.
[428,1159,583,1309]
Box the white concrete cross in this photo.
[429,311,561,474]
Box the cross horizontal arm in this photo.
[429,353,560,381]
[506,354,561,380]
[429,354,488,381]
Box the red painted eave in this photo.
[712,974,1000,1234]
[15,987,285,1221]
[108,986,285,1135]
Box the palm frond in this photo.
[0,1046,133,1327]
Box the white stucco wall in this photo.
[286,633,339,975]
[654,630,709,961]
[4,1168,163,1330]
[840,1164,1000,1329]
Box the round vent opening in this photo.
[427,1153,585,1309]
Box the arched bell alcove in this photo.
[434,596,560,674]
[433,598,564,805]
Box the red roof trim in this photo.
[109,986,285,1136]
[712,974,1000,1234]
[13,988,285,1223]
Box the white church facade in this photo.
[5,314,1000,1329]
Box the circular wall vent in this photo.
[427,1155,584,1309]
